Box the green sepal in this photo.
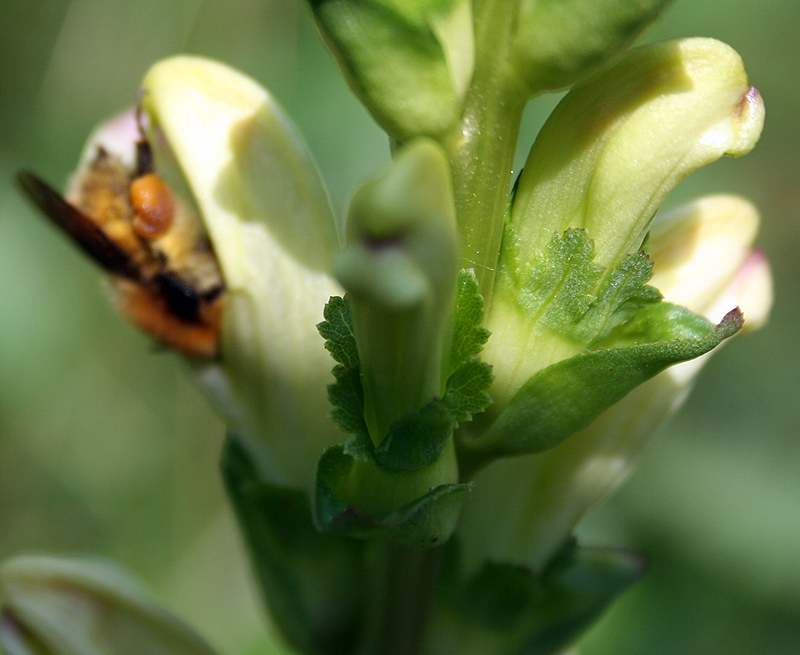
[431,539,645,655]
[504,229,662,347]
[318,296,371,440]
[375,400,457,472]
[443,359,494,424]
[318,295,358,370]
[222,436,367,655]
[316,445,470,548]
[442,269,493,422]
[307,0,472,140]
[337,398,457,473]
[463,308,743,460]
[511,0,673,94]
[328,365,369,439]
[448,270,490,376]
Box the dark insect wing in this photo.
[15,170,139,279]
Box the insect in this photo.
[16,119,225,359]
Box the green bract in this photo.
[457,194,771,574]
[308,0,474,140]
[511,0,673,93]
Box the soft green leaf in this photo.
[307,0,472,139]
[318,296,372,445]
[517,542,647,655]
[374,400,456,472]
[439,269,494,424]
[447,270,490,377]
[428,539,645,655]
[504,229,662,348]
[443,360,494,424]
[328,365,368,439]
[463,308,743,460]
[315,445,469,548]
[318,296,358,370]
[511,0,674,93]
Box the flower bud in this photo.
[649,195,772,331]
[0,555,218,655]
[141,56,344,493]
[314,139,467,546]
[457,194,772,573]
[511,38,764,276]
[485,39,764,413]
[335,138,459,443]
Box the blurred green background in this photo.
[0,1,797,653]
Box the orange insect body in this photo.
[115,279,222,359]
[130,173,175,239]
[17,138,225,359]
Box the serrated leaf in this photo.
[576,248,662,345]
[315,445,469,548]
[221,436,366,655]
[374,400,456,472]
[511,229,662,349]
[448,269,491,376]
[317,296,358,369]
[328,365,368,436]
[463,308,743,460]
[343,430,374,460]
[444,359,493,423]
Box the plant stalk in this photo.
[356,543,445,655]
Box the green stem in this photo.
[442,0,527,306]
[357,543,444,655]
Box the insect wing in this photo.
[16,170,139,278]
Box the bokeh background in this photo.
[0,1,797,653]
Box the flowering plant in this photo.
[2,2,772,655]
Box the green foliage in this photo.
[505,229,663,348]
[443,270,493,422]
[314,276,491,545]
[447,270,491,375]
[375,400,457,472]
[318,273,493,460]
[464,308,743,461]
[306,0,469,139]
[511,0,674,93]
[318,296,359,370]
[444,359,495,424]
[315,445,470,548]
[318,297,369,440]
